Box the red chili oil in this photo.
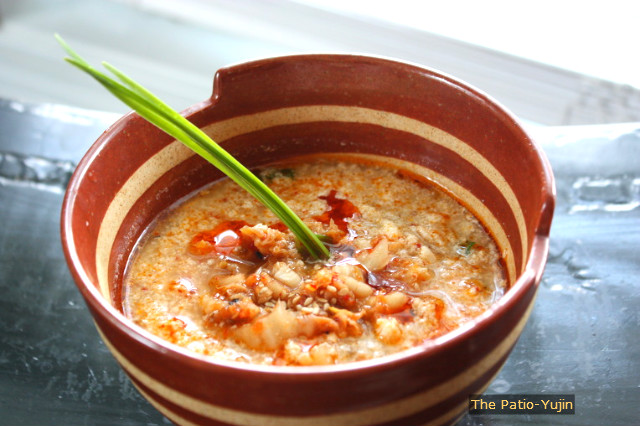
[314,190,360,234]
[188,220,251,256]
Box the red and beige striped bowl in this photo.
[61,55,554,426]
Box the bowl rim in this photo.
[60,53,555,378]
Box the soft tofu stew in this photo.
[123,156,506,365]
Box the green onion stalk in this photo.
[56,34,330,260]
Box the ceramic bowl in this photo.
[61,55,554,426]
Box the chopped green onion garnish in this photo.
[56,34,329,260]
[262,168,296,181]
[457,241,476,256]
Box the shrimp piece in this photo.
[209,273,248,298]
[232,303,340,350]
[328,307,363,337]
[375,292,410,315]
[240,224,297,258]
[298,314,339,337]
[232,302,298,350]
[201,295,260,326]
[281,341,338,366]
[272,262,302,289]
[357,238,390,271]
[374,317,403,344]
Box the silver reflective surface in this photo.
[0,99,637,425]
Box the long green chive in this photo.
[56,34,330,260]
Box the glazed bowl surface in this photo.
[61,54,554,426]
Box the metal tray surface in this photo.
[0,99,637,425]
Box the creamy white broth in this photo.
[123,156,506,365]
